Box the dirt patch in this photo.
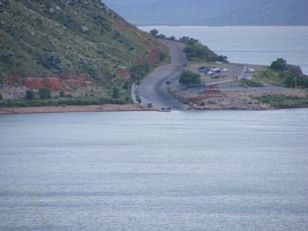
[5,74,89,90]
[23,78,64,91]
[192,92,270,110]
[61,74,89,89]
[147,48,162,64]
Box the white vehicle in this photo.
[247,68,255,73]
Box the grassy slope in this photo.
[0,1,167,93]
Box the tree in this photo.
[112,87,119,98]
[270,58,287,71]
[59,91,65,97]
[159,52,167,62]
[179,71,201,85]
[217,55,228,63]
[156,34,166,39]
[168,36,176,41]
[39,88,51,99]
[25,90,35,100]
[179,36,198,44]
[150,29,159,37]
[0,93,2,101]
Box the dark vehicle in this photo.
[198,66,209,73]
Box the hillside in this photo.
[0,0,167,105]
[104,0,308,26]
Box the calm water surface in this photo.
[1,110,308,231]
[141,26,308,74]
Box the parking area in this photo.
[188,62,263,86]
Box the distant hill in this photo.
[0,0,167,103]
[104,0,308,26]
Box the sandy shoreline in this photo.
[0,104,155,115]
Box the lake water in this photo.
[1,110,308,231]
[141,26,308,74]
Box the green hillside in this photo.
[0,0,167,105]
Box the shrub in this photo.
[285,74,308,88]
[156,34,166,39]
[112,87,120,98]
[25,90,35,100]
[240,79,263,88]
[159,52,167,62]
[257,95,308,108]
[179,71,201,85]
[217,55,228,62]
[39,88,51,99]
[150,29,159,37]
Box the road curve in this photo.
[138,40,187,110]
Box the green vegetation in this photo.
[257,95,308,108]
[0,79,136,107]
[179,71,201,85]
[131,64,150,84]
[38,88,51,99]
[285,74,308,88]
[25,90,35,100]
[253,58,308,88]
[0,1,165,81]
[149,29,176,41]
[150,29,159,37]
[59,91,65,98]
[112,88,120,99]
[37,53,63,74]
[0,0,168,106]
[270,58,287,71]
[253,68,283,85]
[240,79,263,88]
[0,93,2,101]
[148,32,227,62]
[180,37,227,62]
[0,97,128,108]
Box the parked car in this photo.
[198,66,209,73]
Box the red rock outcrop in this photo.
[5,74,90,91]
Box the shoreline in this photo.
[0,104,156,116]
[1,104,308,116]
[1,103,308,116]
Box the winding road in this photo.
[138,40,187,110]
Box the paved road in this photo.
[138,40,187,110]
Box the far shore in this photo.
[0,104,155,116]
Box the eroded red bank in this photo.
[5,74,90,91]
